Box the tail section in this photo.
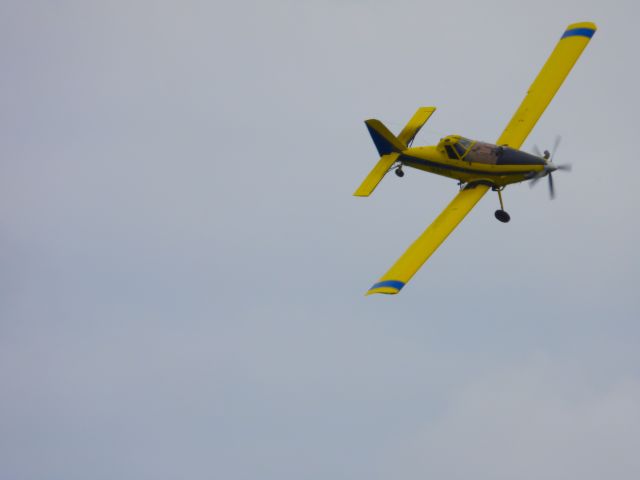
[354,107,436,197]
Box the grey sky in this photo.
[1,0,639,479]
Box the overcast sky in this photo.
[1,1,639,479]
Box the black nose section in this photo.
[497,147,547,166]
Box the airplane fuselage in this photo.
[400,136,546,187]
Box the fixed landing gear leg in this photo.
[494,188,511,223]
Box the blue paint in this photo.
[366,123,396,156]
[369,280,405,292]
[561,28,595,39]
[401,155,529,177]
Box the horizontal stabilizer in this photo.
[353,152,399,197]
[397,107,436,145]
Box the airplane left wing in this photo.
[367,183,490,295]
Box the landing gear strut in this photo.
[493,187,511,223]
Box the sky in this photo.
[1,0,639,479]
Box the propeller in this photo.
[530,135,571,199]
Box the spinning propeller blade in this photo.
[530,135,570,199]
[532,145,543,157]
[550,135,562,160]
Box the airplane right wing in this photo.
[496,21,597,149]
[367,183,490,295]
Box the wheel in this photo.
[395,167,404,178]
[494,209,511,223]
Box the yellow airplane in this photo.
[355,21,596,295]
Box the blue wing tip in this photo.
[561,27,596,39]
[367,280,406,295]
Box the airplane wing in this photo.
[496,21,597,149]
[367,183,490,295]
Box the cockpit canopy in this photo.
[439,135,474,160]
[438,135,504,165]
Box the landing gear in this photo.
[395,166,404,177]
[493,186,511,223]
[494,209,511,223]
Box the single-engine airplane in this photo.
[355,21,596,295]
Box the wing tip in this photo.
[562,21,597,39]
[366,280,405,296]
[353,187,371,197]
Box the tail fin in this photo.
[365,119,406,156]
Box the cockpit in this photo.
[438,135,503,165]
[439,135,474,160]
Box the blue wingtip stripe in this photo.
[561,28,595,39]
[369,280,405,291]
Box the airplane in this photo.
[354,21,597,295]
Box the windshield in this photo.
[458,137,473,150]
[454,137,473,158]
[445,145,458,159]
[441,136,474,160]
[453,143,467,157]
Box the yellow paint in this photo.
[397,107,436,145]
[353,153,399,197]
